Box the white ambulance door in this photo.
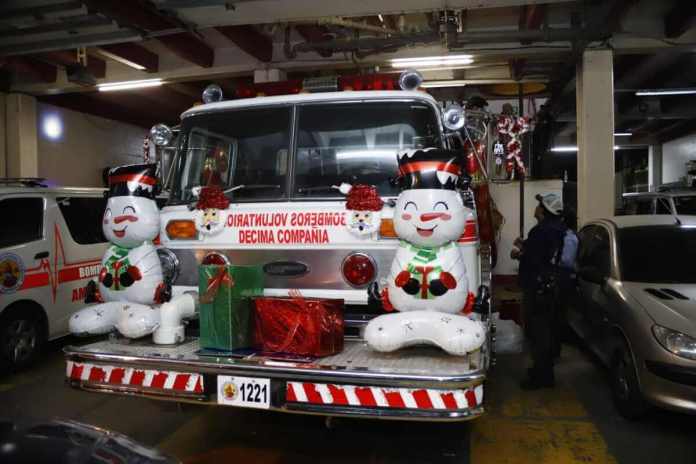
[0,194,53,321]
[51,195,108,337]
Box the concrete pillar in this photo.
[0,93,6,177]
[5,93,38,178]
[649,144,662,190]
[576,49,615,225]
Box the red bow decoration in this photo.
[200,266,235,304]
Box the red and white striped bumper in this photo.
[286,382,483,411]
[66,361,204,394]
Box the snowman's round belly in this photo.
[101,273,162,305]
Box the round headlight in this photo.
[157,248,180,285]
[150,123,173,146]
[398,69,423,91]
[202,84,223,104]
[442,104,466,131]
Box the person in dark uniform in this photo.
[511,193,566,389]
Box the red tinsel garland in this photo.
[346,184,383,211]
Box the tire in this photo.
[0,307,45,370]
[610,340,649,420]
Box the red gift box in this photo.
[253,297,344,357]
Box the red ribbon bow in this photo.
[200,267,235,304]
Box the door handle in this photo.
[34,251,49,259]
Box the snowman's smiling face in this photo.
[394,189,467,247]
[103,196,160,248]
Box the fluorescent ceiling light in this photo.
[635,88,696,96]
[378,14,384,23]
[421,80,468,89]
[98,78,163,91]
[551,145,621,152]
[390,54,474,68]
[96,48,147,71]
[614,132,632,137]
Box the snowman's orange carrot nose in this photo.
[420,212,451,222]
[114,215,138,224]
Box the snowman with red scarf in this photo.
[364,149,486,356]
[70,164,195,344]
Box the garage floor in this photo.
[1,338,693,464]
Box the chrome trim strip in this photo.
[64,348,486,388]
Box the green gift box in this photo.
[198,264,264,351]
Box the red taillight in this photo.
[342,253,376,287]
[201,252,229,266]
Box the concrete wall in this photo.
[490,179,564,276]
[662,133,696,184]
[36,103,147,187]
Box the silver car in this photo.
[569,215,696,418]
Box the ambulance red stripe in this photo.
[286,382,483,411]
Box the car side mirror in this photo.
[579,266,607,285]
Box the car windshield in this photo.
[170,100,441,203]
[294,101,441,198]
[171,107,292,203]
[619,226,696,283]
[673,196,696,215]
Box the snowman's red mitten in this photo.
[439,272,457,289]
[126,266,142,281]
[395,271,411,287]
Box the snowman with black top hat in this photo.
[364,149,486,356]
[70,164,196,344]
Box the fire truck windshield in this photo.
[170,100,441,203]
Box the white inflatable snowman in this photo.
[364,149,486,356]
[69,164,196,344]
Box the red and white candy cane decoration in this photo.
[497,114,530,176]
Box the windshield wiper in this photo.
[297,185,340,194]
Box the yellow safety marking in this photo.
[471,377,617,463]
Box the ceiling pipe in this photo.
[315,17,398,35]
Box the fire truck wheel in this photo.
[0,305,46,371]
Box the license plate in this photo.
[217,376,270,409]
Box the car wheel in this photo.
[610,341,649,420]
[0,309,44,370]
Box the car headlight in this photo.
[652,325,696,360]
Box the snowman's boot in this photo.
[69,302,127,336]
[365,310,486,356]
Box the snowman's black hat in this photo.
[396,148,461,190]
[107,163,159,199]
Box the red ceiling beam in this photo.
[2,57,57,83]
[158,32,214,68]
[34,50,106,78]
[216,25,273,62]
[519,4,547,31]
[98,42,159,72]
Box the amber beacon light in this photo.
[166,220,197,240]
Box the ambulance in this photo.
[0,181,108,369]
[64,72,494,421]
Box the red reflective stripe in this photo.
[110,174,157,186]
[412,389,434,409]
[172,374,190,391]
[286,383,297,402]
[19,272,50,290]
[193,376,204,393]
[354,387,377,407]
[130,370,145,386]
[109,368,125,384]
[465,389,477,407]
[88,366,106,382]
[383,390,406,408]
[327,384,348,405]
[441,392,458,409]
[70,363,83,380]
[303,383,323,404]
[150,372,168,389]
